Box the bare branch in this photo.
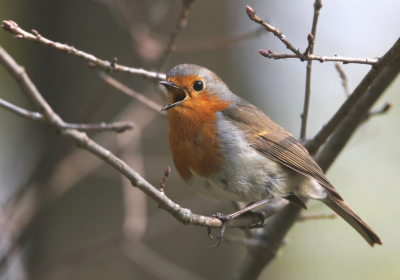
[300,0,323,139]
[157,0,197,72]
[1,20,166,80]
[335,63,351,97]
[247,5,378,68]
[304,37,400,155]
[0,44,271,232]
[0,97,134,133]
[259,50,379,66]
[59,121,134,133]
[0,98,43,121]
[303,33,315,57]
[246,6,304,59]
[99,72,166,116]
[0,44,62,125]
[315,55,400,171]
[297,213,337,222]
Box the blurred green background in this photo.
[0,0,399,279]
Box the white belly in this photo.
[187,144,292,202]
[185,113,327,202]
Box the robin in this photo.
[160,64,382,247]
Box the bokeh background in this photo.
[0,0,399,279]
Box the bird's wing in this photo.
[222,99,343,200]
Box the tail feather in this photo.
[323,195,382,246]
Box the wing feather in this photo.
[222,99,343,200]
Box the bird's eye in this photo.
[193,81,204,91]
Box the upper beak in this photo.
[160,81,188,111]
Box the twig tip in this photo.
[307,33,314,43]
[165,166,171,177]
[246,6,255,18]
[1,20,18,33]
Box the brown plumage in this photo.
[161,64,382,247]
[223,99,382,246]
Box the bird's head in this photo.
[160,64,233,112]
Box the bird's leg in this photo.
[207,198,272,247]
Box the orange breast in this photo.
[167,92,231,181]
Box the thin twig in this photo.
[59,121,134,133]
[364,102,392,121]
[297,213,337,222]
[247,5,379,68]
[159,167,171,193]
[176,27,264,53]
[303,33,315,57]
[0,98,43,121]
[259,50,379,67]
[99,72,166,116]
[304,37,400,155]
[1,20,166,80]
[246,6,305,59]
[0,97,134,133]
[335,63,351,97]
[157,0,197,72]
[300,0,323,139]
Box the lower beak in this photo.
[160,81,188,111]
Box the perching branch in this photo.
[1,20,166,80]
[0,44,287,234]
[300,0,323,139]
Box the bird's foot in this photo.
[207,213,233,248]
[206,198,272,247]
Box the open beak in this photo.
[160,81,188,111]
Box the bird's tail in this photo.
[322,194,382,246]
